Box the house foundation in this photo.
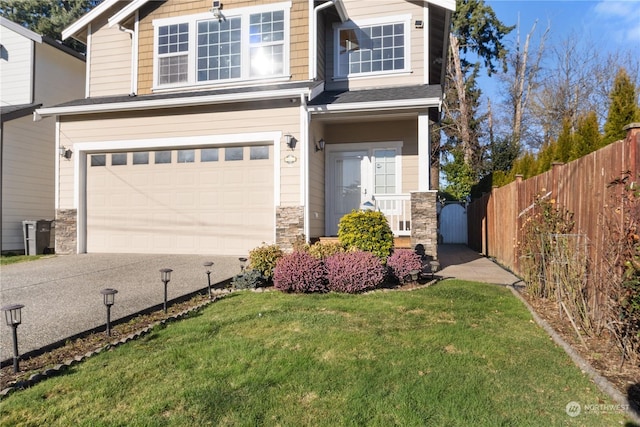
[410,191,438,258]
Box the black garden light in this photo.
[239,257,247,273]
[1,303,24,373]
[203,261,214,299]
[100,288,118,336]
[160,268,173,314]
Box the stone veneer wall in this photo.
[410,191,438,258]
[55,209,77,255]
[276,206,304,252]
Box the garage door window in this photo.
[155,151,172,164]
[225,147,243,161]
[133,152,149,165]
[250,146,269,160]
[201,148,219,162]
[91,154,106,167]
[112,153,127,166]
[178,149,195,163]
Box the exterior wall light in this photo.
[59,146,72,159]
[315,138,325,152]
[284,133,296,150]
[2,303,24,373]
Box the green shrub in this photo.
[308,241,345,259]
[232,269,266,290]
[338,210,393,260]
[249,243,284,280]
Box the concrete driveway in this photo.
[0,254,241,363]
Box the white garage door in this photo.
[86,145,274,255]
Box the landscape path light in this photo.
[239,257,247,273]
[203,261,214,299]
[160,268,173,314]
[1,303,24,373]
[100,288,118,336]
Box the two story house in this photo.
[36,0,454,257]
[1,17,85,254]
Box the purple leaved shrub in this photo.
[387,249,423,283]
[273,251,327,293]
[325,251,385,293]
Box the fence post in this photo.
[514,175,523,272]
[551,162,563,204]
[623,123,640,183]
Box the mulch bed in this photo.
[519,289,640,411]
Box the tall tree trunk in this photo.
[449,34,473,165]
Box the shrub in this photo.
[338,210,393,260]
[387,249,423,283]
[249,243,284,280]
[273,251,327,293]
[232,269,266,290]
[325,251,385,293]
[308,241,345,260]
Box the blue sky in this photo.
[479,0,640,100]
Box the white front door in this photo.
[326,150,371,235]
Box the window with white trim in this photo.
[153,3,291,89]
[334,16,410,79]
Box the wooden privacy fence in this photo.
[468,125,640,279]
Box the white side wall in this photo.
[2,115,56,251]
[0,25,33,105]
[34,43,86,106]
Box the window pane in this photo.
[225,147,243,161]
[133,152,149,165]
[91,154,106,167]
[112,153,127,166]
[250,146,269,160]
[201,148,219,162]
[177,149,195,163]
[338,23,405,76]
[155,151,172,164]
[158,23,189,55]
[248,11,285,78]
[197,17,242,81]
[159,55,188,84]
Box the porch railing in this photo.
[374,194,411,236]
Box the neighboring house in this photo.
[36,0,454,257]
[1,17,86,254]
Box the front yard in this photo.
[0,280,634,425]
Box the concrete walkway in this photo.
[0,254,241,363]
[437,244,522,285]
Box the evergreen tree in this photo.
[603,68,640,144]
[536,141,555,175]
[571,111,601,160]
[554,119,573,163]
[0,0,100,52]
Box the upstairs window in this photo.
[153,2,291,89]
[334,16,411,79]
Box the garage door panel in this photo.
[87,146,274,255]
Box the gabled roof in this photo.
[1,16,42,43]
[62,0,121,42]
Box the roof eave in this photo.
[35,87,313,118]
[308,97,442,114]
[61,0,120,41]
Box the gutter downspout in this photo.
[118,24,136,96]
[301,93,311,242]
[312,1,335,81]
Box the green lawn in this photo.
[0,280,634,426]
[0,255,45,266]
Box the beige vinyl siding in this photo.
[0,27,33,105]
[323,119,419,192]
[325,0,424,90]
[1,115,55,251]
[58,104,300,209]
[136,0,309,95]
[308,120,325,238]
[88,3,132,97]
[34,43,85,106]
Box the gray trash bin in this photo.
[22,220,36,255]
[22,220,52,255]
